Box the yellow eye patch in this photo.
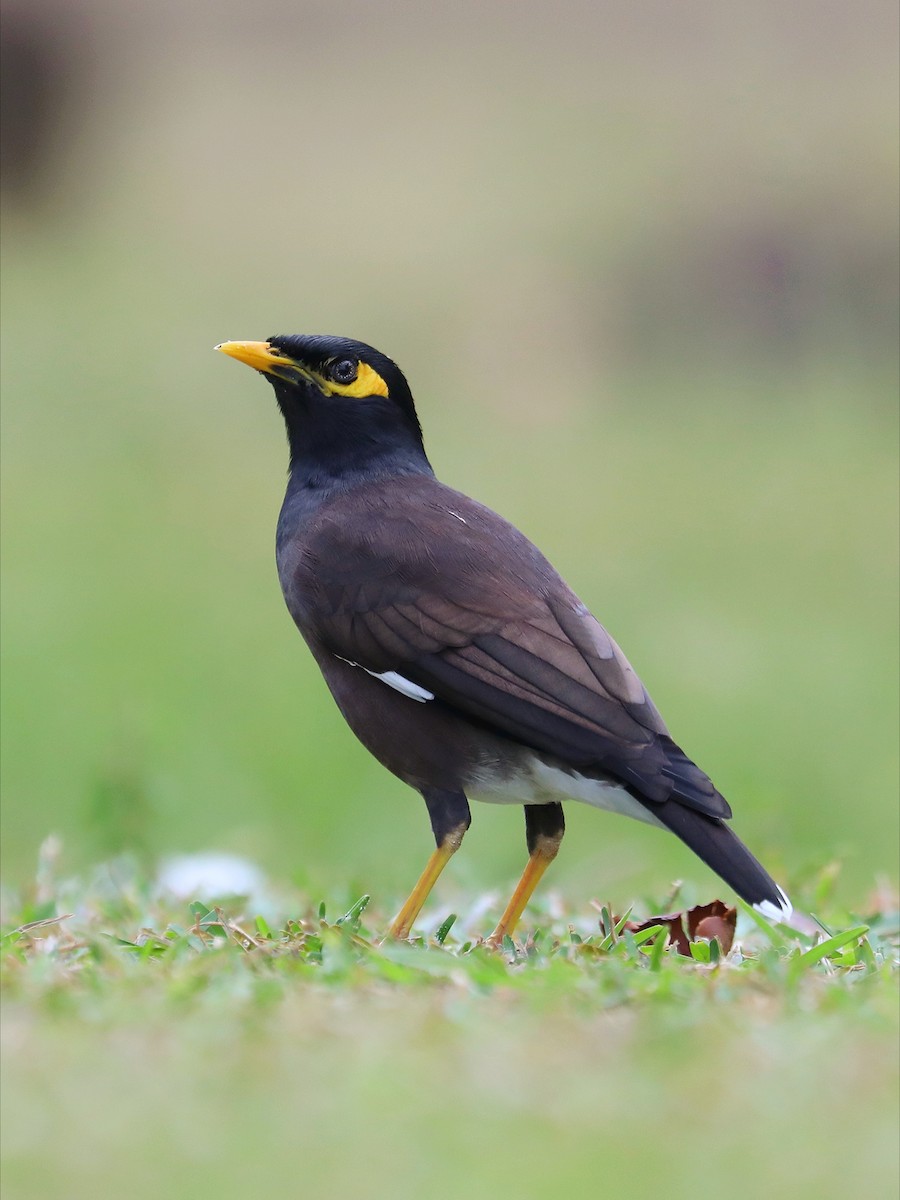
[323,362,389,399]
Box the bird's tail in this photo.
[653,801,792,922]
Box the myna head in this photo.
[216,335,424,473]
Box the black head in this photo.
[217,333,429,484]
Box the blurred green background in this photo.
[2,0,898,907]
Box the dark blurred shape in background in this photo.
[617,212,900,376]
[0,2,92,204]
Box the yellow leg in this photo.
[487,832,561,946]
[388,823,467,940]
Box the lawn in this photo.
[2,847,897,1200]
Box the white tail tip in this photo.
[753,886,793,924]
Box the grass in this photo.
[2,844,898,1200]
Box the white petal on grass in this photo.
[157,853,265,900]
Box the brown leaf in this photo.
[624,899,736,957]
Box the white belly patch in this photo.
[470,756,664,828]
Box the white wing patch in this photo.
[334,656,434,703]
[368,669,435,702]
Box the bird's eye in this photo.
[329,358,358,385]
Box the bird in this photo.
[216,334,791,942]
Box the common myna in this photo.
[217,334,791,941]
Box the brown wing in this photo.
[284,476,727,817]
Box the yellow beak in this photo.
[215,340,298,376]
